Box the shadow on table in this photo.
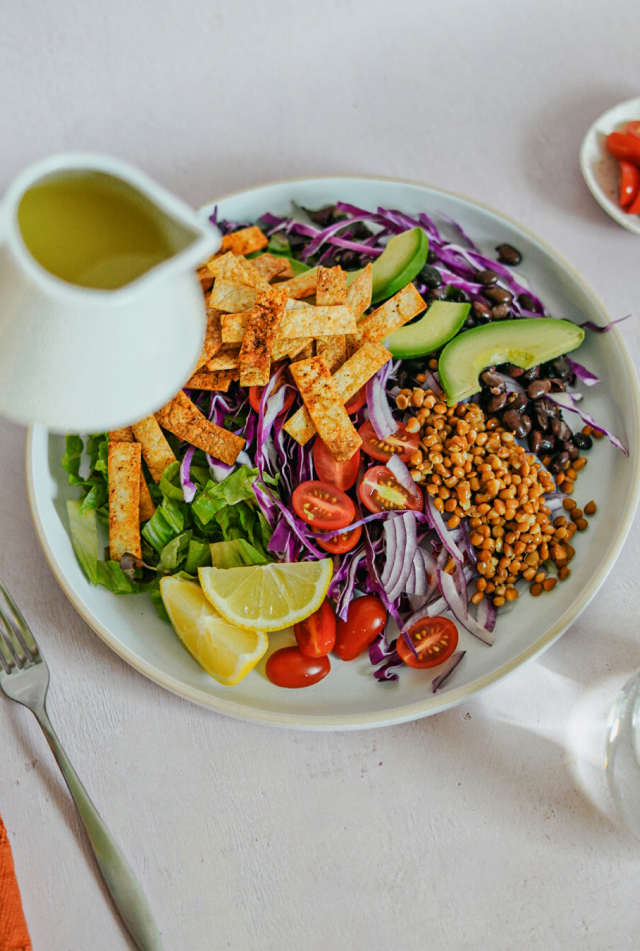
[521,84,637,226]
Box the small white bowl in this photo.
[580,96,640,236]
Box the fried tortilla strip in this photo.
[276,268,318,299]
[287,338,314,361]
[108,427,155,521]
[219,226,268,257]
[288,356,361,463]
[186,368,237,391]
[193,308,224,372]
[284,341,392,445]
[209,280,256,313]
[197,264,214,294]
[250,253,290,283]
[345,262,373,318]
[357,283,427,344]
[239,285,289,387]
[131,416,177,483]
[206,252,270,291]
[206,346,241,370]
[279,304,356,338]
[156,390,245,465]
[273,260,294,279]
[108,442,142,561]
[315,266,347,372]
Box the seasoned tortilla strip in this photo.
[250,253,289,282]
[131,416,177,483]
[239,286,289,386]
[287,337,314,361]
[194,308,224,372]
[273,260,294,280]
[206,346,241,370]
[108,428,155,521]
[219,225,268,256]
[209,281,257,313]
[288,356,361,463]
[358,283,427,343]
[276,268,318,299]
[345,262,372,318]
[156,390,245,466]
[222,303,357,343]
[197,264,214,294]
[316,336,346,373]
[316,266,347,372]
[206,252,270,291]
[284,341,392,445]
[108,442,142,561]
[186,368,237,391]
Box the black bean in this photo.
[544,356,571,381]
[485,391,508,413]
[427,287,447,301]
[550,418,572,441]
[527,379,551,400]
[503,363,525,378]
[564,442,580,461]
[484,286,513,305]
[491,304,510,319]
[518,293,537,311]
[572,432,593,450]
[528,430,543,454]
[507,392,528,413]
[445,286,467,303]
[419,264,443,288]
[520,413,532,436]
[480,369,506,391]
[472,301,492,322]
[503,408,528,438]
[548,378,567,392]
[549,451,570,474]
[427,248,438,264]
[521,365,541,383]
[476,269,499,285]
[496,244,522,266]
[539,434,555,452]
[464,316,477,328]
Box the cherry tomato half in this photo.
[627,185,640,216]
[248,382,295,416]
[358,465,423,514]
[358,421,420,463]
[316,521,362,554]
[266,647,331,688]
[334,595,387,661]
[619,161,640,208]
[606,131,640,167]
[626,121,640,140]
[292,480,355,531]
[344,386,367,415]
[294,599,336,657]
[397,617,458,669]
[313,436,361,490]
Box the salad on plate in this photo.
[62,200,628,691]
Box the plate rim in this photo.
[25,173,640,730]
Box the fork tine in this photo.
[0,578,38,658]
[0,604,27,668]
[0,630,13,673]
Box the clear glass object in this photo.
[605,668,640,837]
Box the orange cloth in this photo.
[0,814,31,951]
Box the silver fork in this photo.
[0,577,164,951]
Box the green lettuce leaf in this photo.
[185,539,212,574]
[210,538,270,568]
[96,561,140,594]
[142,499,185,552]
[66,500,99,585]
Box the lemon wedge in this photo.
[160,576,268,685]
[198,559,333,632]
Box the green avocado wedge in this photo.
[386,301,470,359]
[347,227,429,304]
[438,318,585,406]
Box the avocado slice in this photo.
[347,227,429,304]
[386,301,470,359]
[438,318,585,405]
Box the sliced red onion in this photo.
[432,651,466,692]
[373,653,404,682]
[179,445,197,503]
[474,593,497,634]
[567,356,600,386]
[437,569,495,646]
[425,495,464,563]
[545,391,628,455]
[580,315,630,333]
[387,512,418,602]
[386,454,421,500]
[422,369,443,395]
[366,366,397,440]
[318,508,428,539]
[206,454,233,483]
[380,518,400,588]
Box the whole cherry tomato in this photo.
[627,184,640,216]
[313,436,361,490]
[396,617,458,669]
[344,386,367,415]
[248,382,295,416]
[334,595,387,661]
[266,646,331,688]
[292,480,355,531]
[358,421,420,463]
[294,599,336,657]
[316,521,362,554]
[358,465,423,514]
[606,132,640,167]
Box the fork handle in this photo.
[35,705,164,951]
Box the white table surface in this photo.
[1,2,640,948]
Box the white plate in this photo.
[26,176,640,730]
[580,97,640,236]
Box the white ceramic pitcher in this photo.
[0,152,220,432]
